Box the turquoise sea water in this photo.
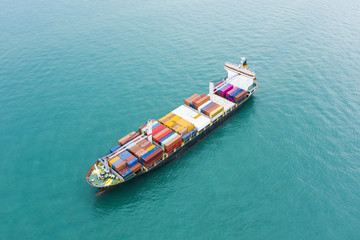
[1,0,360,239]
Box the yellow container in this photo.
[209,106,224,118]
[170,115,181,123]
[146,145,155,152]
[175,126,184,133]
[109,156,120,167]
[159,113,175,123]
[172,124,181,131]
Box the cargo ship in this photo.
[86,58,259,192]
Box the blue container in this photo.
[112,159,124,169]
[190,103,195,109]
[159,132,175,145]
[127,157,138,167]
[140,147,158,163]
[229,88,243,99]
[201,102,214,113]
[119,151,132,160]
[190,128,197,136]
[121,169,133,178]
[236,96,246,103]
[110,145,120,153]
[152,122,160,129]
[182,132,191,142]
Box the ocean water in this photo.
[1,0,360,239]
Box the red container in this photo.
[184,94,201,106]
[152,124,166,135]
[178,128,188,136]
[153,128,168,140]
[129,145,142,155]
[203,103,219,116]
[137,139,152,149]
[193,95,210,109]
[164,134,182,152]
[144,158,156,168]
[165,140,181,153]
[130,162,142,173]
[234,90,247,102]
[134,148,147,159]
[154,129,172,143]
[119,166,129,174]
[115,161,127,173]
[118,131,139,146]
[143,148,163,163]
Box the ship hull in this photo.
[88,91,255,191]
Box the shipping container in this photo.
[115,160,127,172]
[203,103,219,116]
[130,162,142,173]
[181,132,191,142]
[164,134,182,153]
[201,102,215,114]
[110,145,120,153]
[140,147,159,163]
[198,100,212,112]
[119,151,132,160]
[234,90,247,102]
[146,145,155,152]
[217,83,229,94]
[221,85,233,96]
[184,93,201,106]
[159,132,175,146]
[108,156,120,166]
[121,168,133,178]
[226,87,238,98]
[134,149,147,159]
[154,128,173,143]
[209,106,224,118]
[166,140,182,153]
[118,131,139,146]
[193,95,210,109]
[112,158,124,169]
[129,145,142,155]
[160,132,178,147]
[229,88,242,99]
[152,124,167,135]
[127,157,139,168]
[143,148,163,163]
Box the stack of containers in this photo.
[127,136,164,168]
[192,94,210,110]
[107,150,139,178]
[172,105,210,133]
[210,94,235,112]
[159,112,195,136]
[184,94,201,109]
[215,81,248,104]
[203,103,224,118]
[141,148,163,168]
[151,121,183,153]
[118,131,139,146]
